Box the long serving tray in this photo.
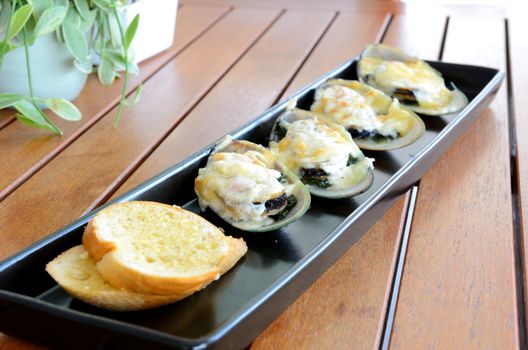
[0,58,503,349]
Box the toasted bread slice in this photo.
[83,201,245,295]
[46,246,194,311]
[47,237,247,311]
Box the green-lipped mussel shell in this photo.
[315,79,425,151]
[358,43,468,116]
[202,137,311,232]
[270,108,374,198]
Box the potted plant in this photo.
[0,0,141,135]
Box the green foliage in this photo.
[0,0,141,134]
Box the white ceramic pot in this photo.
[0,34,88,101]
[121,0,178,63]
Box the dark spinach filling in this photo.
[270,195,298,221]
[277,174,289,185]
[392,88,418,105]
[263,193,288,212]
[348,128,399,144]
[301,168,331,188]
[347,154,359,166]
[273,123,288,141]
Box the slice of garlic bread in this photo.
[82,201,246,295]
[46,245,195,311]
[47,235,246,311]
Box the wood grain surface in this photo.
[111,9,336,197]
[252,195,409,350]
[388,17,519,349]
[0,5,230,200]
[509,16,528,327]
[0,7,280,260]
[282,11,389,96]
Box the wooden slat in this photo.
[0,111,13,130]
[389,17,519,349]
[283,11,389,96]
[111,9,336,198]
[0,7,281,260]
[252,195,409,350]
[0,5,230,200]
[252,12,448,349]
[509,16,528,323]
[0,336,46,350]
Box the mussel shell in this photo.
[316,79,425,151]
[201,137,311,232]
[270,108,374,199]
[358,44,468,116]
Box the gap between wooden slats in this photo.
[0,5,232,201]
[388,16,519,349]
[0,7,282,260]
[505,16,528,348]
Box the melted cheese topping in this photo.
[360,57,452,109]
[312,85,380,132]
[269,117,373,190]
[312,85,413,137]
[195,151,289,228]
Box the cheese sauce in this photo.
[195,151,291,228]
[270,117,373,191]
[360,56,452,109]
[312,84,413,138]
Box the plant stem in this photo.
[112,6,128,128]
[21,25,62,135]
[0,0,17,69]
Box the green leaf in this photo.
[55,26,64,42]
[62,18,88,61]
[16,113,59,133]
[54,0,68,8]
[23,15,38,45]
[105,49,139,74]
[7,4,33,40]
[123,83,142,106]
[0,94,24,109]
[91,0,112,12]
[0,1,11,33]
[41,98,82,121]
[34,6,67,37]
[73,0,90,21]
[64,5,81,27]
[29,0,53,19]
[97,54,115,85]
[78,9,96,33]
[74,59,93,73]
[108,13,121,47]
[13,99,47,126]
[14,99,63,134]
[124,14,139,51]
[0,41,14,58]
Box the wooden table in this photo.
[1,0,526,349]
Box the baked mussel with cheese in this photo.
[311,79,425,150]
[195,138,310,232]
[269,107,374,198]
[358,44,468,115]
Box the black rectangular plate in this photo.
[0,58,503,350]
